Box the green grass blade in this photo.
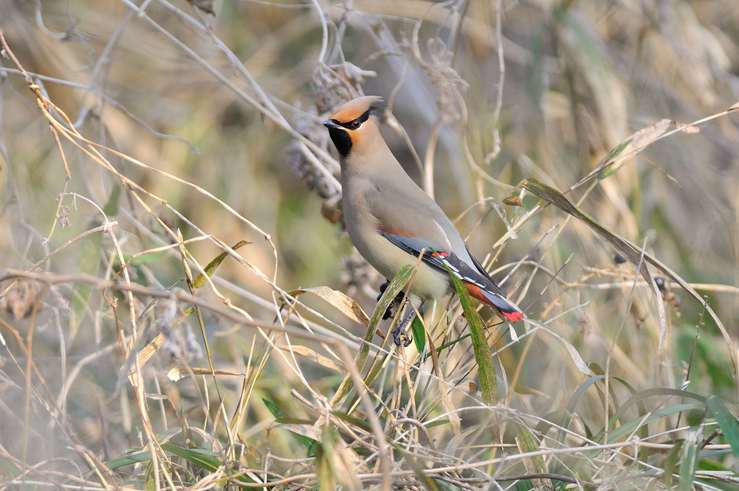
[705,395,739,455]
[331,265,415,404]
[161,443,221,472]
[411,314,426,353]
[446,266,497,403]
[191,240,250,289]
[601,403,701,443]
[106,450,151,470]
[663,439,683,488]
[161,443,259,485]
[679,428,701,491]
[516,424,546,476]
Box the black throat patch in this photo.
[327,108,374,157]
[327,126,352,157]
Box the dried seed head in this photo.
[287,105,339,200]
[1,280,43,320]
[286,64,374,202]
[339,248,381,300]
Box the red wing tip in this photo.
[501,310,525,322]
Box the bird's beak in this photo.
[323,119,341,130]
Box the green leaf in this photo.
[316,427,340,491]
[159,443,260,485]
[556,374,604,443]
[595,119,672,181]
[695,336,735,390]
[126,252,168,266]
[425,418,451,429]
[161,443,221,472]
[262,398,284,419]
[70,230,104,341]
[106,450,151,470]
[411,315,426,353]
[602,403,702,443]
[290,432,319,457]
[608,387,706,435]
[275,417,314,425]
[705,396,739,455]
[422,333,471,362]
[263,398,318,455]
[679,427,701,491]
[447,266,497,403]
[145,465,156,491]
[331,410,372,433]
[515,424,546,475]
[191,240,250,289]
[596,139,631,180]
[663,439,683,488]
[408,456,441,491]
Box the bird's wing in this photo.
[365,177,466,254]
[365,177,524,321]
[380,232,523,321]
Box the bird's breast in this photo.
[341,179,449,300]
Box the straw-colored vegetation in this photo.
[1,0,738,489]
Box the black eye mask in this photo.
[331,108,372,131]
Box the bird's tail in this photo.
[464,282,524,322]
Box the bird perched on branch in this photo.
[323,96,523,345]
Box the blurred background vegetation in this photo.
[0,0,737,489]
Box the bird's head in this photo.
[323,96,383,158]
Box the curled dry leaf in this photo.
[503,193,523,207]
[289,286,369,325]
[277,343,340,372]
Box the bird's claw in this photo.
[392,326,412,347]
[379,279,414,347]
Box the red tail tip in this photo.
[502,310,524,322]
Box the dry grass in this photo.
[0,0,738,489]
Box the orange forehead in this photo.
[329,96,383,123]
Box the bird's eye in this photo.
[347,119,361,130]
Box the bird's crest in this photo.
[329,96,383,124]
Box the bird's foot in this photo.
[391,324,412,347]
[390,305,416,347]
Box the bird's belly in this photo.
[349,225,449,300]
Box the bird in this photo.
[322,96,523,345]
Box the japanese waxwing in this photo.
[323,96,524,334]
